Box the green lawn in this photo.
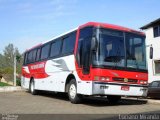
[0,82,10,86]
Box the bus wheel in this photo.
[107,95,121,104]
[68,79,82,104]
[29,80,37,95]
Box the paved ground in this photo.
[0,91,160,115]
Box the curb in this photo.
[0,86,24,92]
[147,99,160,104]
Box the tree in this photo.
[0,53,5,68]
[1,44,22,76]
[3,44,21,68]
[0,44,22,85]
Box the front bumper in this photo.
[92,82,148,97]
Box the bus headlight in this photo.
[139,80,148,84]
[94,76,111,81]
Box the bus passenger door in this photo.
[76,27,93,80]
[82,38,91,75]
[76,38,92,81]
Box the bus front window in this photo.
[92,28,147,71]
[126,33,146,70]
[93,29,125,68]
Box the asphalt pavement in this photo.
[0,91,160,120]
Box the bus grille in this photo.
[112,77,138,83]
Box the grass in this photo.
[0,82,10,86]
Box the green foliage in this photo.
[0,82,10,86]
[0,69,3,76]
[16,55,21,63]
[3,67,13,74]
[16,78,21,86]
[0,54,6,68]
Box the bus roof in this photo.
[25,22,144,52]
[80,22,145,35]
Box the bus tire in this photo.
[107,95,121,104]
[29,79,37,95]
[68,79,82,104]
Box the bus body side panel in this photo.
[21,55,76,92]
[74,71,93,95]
[45,55,76,92]
[21,75,30,89]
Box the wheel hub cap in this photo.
[69,84,76,99]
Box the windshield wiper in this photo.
[112,46,123,68]
[104,55,123,69]
[134,58,139,70]
[127,55,139,69]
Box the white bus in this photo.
[22,22,148,104]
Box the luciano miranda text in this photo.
[119,114,160,120]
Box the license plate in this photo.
[121,86,130,91]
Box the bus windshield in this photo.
[93,28,147,71]
[126,32,146,70]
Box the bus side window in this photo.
[62,32,76,55]
[27,51,33,63]
[32,49,37,62]
[26,49,36,63]
[40,44,50,60]
[24,52,28,65]
[50,40,62,57]
[36,48,41,61]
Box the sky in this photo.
[0,0,160,54]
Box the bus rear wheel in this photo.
[29,79,37,95]
[107,95,121,104]
[68,79,82,104]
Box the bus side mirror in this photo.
[150,47,153,59]
[91,37,97,51]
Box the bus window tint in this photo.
[32,49,37,62]
[50,40,62,57]
[77,27,93,67]
[24,53,28,65]
[36,48,41,61]
[26,49,36,63]
[27,51,33,63]
[62,32,76,54]
[40,44,50,60]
